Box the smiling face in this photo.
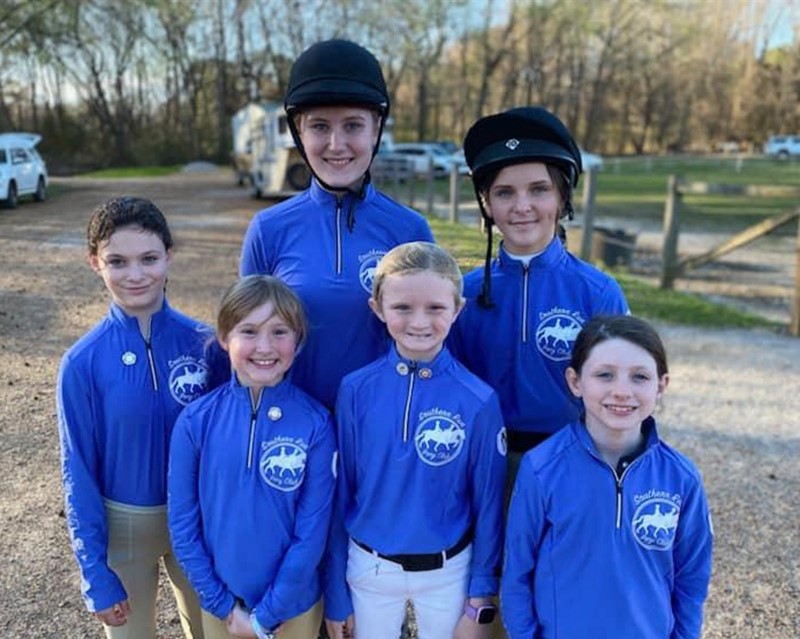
[369,271,462,362]
[219,301,298,391]
[484,162,562,255]
[566,337,668,454]
[298,105,380,190]
[89,226,171,321]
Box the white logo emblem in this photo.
[358,250,385,293]
[259,440,307,492]
[535,312,583,361]
[122,351,136,365]
[631,499,680,550]
[414,415,466,466]
[168,359,209,406]
[505,138,520,150]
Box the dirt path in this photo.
[0,170,797,638]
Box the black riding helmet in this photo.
[462,107,583,307]
[284,39,389,227]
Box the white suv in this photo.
[391,143,455,177]
[764,135,800,159]
[0,133,48,208]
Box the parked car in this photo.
[371,149,415,182]
[445,147,469,175]
[0,133,48,208]
[391,143,455,177]
[764,135,800,159]
[432,140,459,155]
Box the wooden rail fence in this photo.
[660,175,800,336]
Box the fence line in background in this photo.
[660,175,800,336]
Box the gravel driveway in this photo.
[0,171,797,638]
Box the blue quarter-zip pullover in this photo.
[449,239,629,436]
[323,345,506,620]
[168,376,335,630]
[502,418,713,639]
[56,300,226,612]
[239,179,434,408]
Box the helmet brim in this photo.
[470,139,581,187]
[285,78,388,113]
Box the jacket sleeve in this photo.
[670,474,714,639]
[56,354,127,612]
[239,212,272,276]
[321,383,358,621]
[167,409,236,619]
[598,276,630,315]
[416,217,435,243]
[466,392,506,597]
[501,453,545,639]
[253,413,337,629]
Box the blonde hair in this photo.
[217,275,307,345]
[372,242,463,306]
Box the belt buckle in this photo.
[400,551,444,572]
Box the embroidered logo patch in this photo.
[535,309,584,361]
[414,410,466,466]
[168,357,209,406]
[631,495,681,551]
[358,249,385,294]
[259,438,307,492]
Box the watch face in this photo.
[477,607,496,624]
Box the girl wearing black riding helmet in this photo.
[284,38,389,209]
[449,106,629,480]
[240,39,434,412]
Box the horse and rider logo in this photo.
[535,312,583,361]
[414,415,466,466]
[259,440,308,492]
[168,359,209,406]
[358,250,385,293]
[631,498,680,550]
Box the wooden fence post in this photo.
[448,164,459,223]
[580,168,598,261]
[660,175,682,289]
[791,212,800,337]
[407,174,416,209]
[425,157,435,215]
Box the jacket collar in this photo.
[572,416,660,466]
[108,299,170,332]
[228,373,293,408]
[386,342,454,380]
[308,177,375,207]
[497,237,566,271]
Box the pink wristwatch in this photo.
[464,602,497,624]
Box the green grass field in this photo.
[594,156,800,232]
[79,165,184,178]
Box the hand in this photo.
[325,615,355,639]
[94,600,131,627]
[452,613,491,639]
[226,603,257,638]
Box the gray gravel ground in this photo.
[0,172,797,638]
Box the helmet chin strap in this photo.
[471,180,495,309]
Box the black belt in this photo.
[353,529,472,572]
[507,429,551,454]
